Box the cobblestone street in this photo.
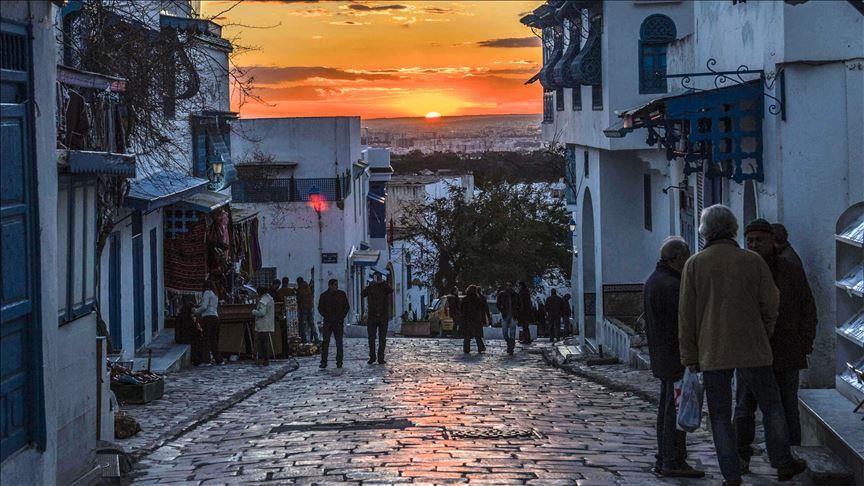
[132,338,804,485]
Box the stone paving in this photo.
[118,359,298,459]
[132,338,806,485]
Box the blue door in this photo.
[1,19,42,461]
[108,232,122,352]
[149,228,158,336]
[132,212,144,348]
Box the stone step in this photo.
[795,445,856,486]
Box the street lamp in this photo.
[568,218,576,234]
[208,155,225,190]
[308,185,326,307]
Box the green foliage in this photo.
[391,150,565,185]
[400,182,571,295]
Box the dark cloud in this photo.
[348,4,408,12]
[244,66,394,83]
[477,37,542,48]
[255,85,338,101]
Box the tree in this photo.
[400,182,571,295]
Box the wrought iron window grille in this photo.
[663,58,785,117]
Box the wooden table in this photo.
[218,303,286,358]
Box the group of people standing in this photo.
[644,204,816,485]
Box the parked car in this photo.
[428,297,457,337]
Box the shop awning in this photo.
[177,190,231,213]
[349,248,381,267]
[62,150,136,178]
[125,170,209,212]
[231,207,259,224]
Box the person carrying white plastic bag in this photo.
[678,205,807,486]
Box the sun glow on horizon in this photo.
[425,111,442,119]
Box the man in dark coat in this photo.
[545,289,564,342]
[317,278,350,369]
[362,272,393,364]
[771,223,803,268]
[496,283,519,354]
[644,237,704,478]
[517,281,534,344]
[460,285,489,354]
[736,219,818,470]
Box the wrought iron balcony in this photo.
[232,175,352,204]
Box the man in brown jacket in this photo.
[678,205,805,486]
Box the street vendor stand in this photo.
[217,302,286,358]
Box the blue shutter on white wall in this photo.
[0,20,42,461]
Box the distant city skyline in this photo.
[201,1,543,119]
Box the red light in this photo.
[308,193,327,213]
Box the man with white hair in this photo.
[644,236,703,478]
[678,204,806,485]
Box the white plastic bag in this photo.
[673,378,685,431]
[676,367,704,432]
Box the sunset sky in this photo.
[201,0,543,119]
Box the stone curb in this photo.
[541,347,660,405]
[129,359,300,464]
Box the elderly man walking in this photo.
[736,219,817,472]
[679,205,806,486]
[644,237,704,479]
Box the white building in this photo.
[525,0,863,478]
[82,1,235,361]
[230,117,373,321]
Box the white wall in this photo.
[232,117,362,177]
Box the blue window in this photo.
[639,15,676,94]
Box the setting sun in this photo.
[425,112,441,119]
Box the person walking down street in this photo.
[644,237,705,479]
[736,219,818,472]
[517,281,533,344]
[445,287,463,336]
[679,205,806,486]
[771,223,804,268]
[195,280,223,365]
[318,278,350,369]
[562,294,573,336]
[296,277,319,344]
[252,287,275,366]
[545,289,564,343]
[460,285,489,354]
[535,298,547,338]
[362,272,393,364]
[496,282,519,355]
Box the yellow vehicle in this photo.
[428,297,458,337]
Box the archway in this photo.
[581,189,596,343]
